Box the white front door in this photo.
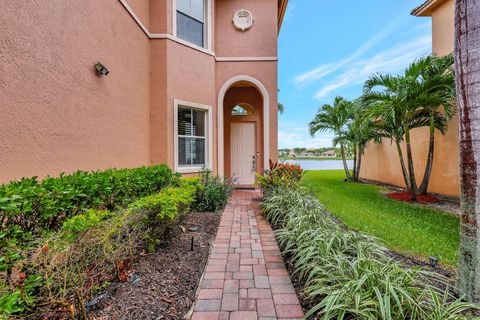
[231,122,256,185]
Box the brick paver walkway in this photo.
[190,190,304,320]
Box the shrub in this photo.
[0,165,178,235]
[0,181,199,318]
[194,168,234,212]
[0,165,178,289]
[256,160,303,190]
[261,187,477,319]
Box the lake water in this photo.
[280,159,354,171]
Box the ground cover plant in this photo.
[259,167,476,319]
[301,170,460,267]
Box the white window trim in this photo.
[174,99,213,174]
[173,0,212,51]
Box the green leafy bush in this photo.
[262,187,477,319]
[0,181,199,318]
[256,160,303,190]
[194,169,234,212]
[0,165,178,235]
[0,166,177,264]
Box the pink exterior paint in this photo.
[0,0,283,184]
[0,0,151,183]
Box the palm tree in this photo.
[309,96,352,180]
[455,0,480,303]
[363,61,450,200]
[337,100,381,181]
[364,72,422,198]
[415,54,457,195]
[278,89,285,114]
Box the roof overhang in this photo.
[278,0,288,33]
[411,0,447,16]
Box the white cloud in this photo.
[314,35,431,99]
[293,18,402,87]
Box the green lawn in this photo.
[301,170,460,267]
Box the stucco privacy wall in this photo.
[0,0,151,183]
[360,0,459,196]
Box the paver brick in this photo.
[239,299,257,311]
[192,191,303,320]
[273,293,300,305]
[195,300,221,311]
[276,304,305,318]
[257,299,276,317]
[254,275,270,288]
[198,289,223,300]
[191,311,220,320]
[221,293,239,311]
[229,311,257,320]
[223,280,239,293]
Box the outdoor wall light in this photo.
[429,256,439,268]
[95,62,109,76]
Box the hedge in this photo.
[0,165,179,235]
[0,180,200,318]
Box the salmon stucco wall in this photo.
[150,41,216,171]
[360,0,459,196]
[1,0,281,183]
[215,0,278,57]
[0,0,151,183]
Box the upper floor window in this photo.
[176,0,205,47]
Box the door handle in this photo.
[251,155,256,172]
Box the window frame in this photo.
[174,99,213,173]
[173,0,211,50]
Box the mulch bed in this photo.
[89,211,221,320]
[385,191,440,203]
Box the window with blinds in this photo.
[178,107,206,167]
[176,0,205,47]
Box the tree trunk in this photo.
[355,147,362,181]
[455,0,480,303]
[404,127,418,200]
[419,114,436,195]
[395,141,411,192]
[340,143,352,180]
[353,144,358,181]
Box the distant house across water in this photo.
[321,150,337,157]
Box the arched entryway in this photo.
[217,76,270,185]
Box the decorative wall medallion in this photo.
[233,9,254,32]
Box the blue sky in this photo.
[278,0,433,149]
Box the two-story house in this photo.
[0,0,288,186]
